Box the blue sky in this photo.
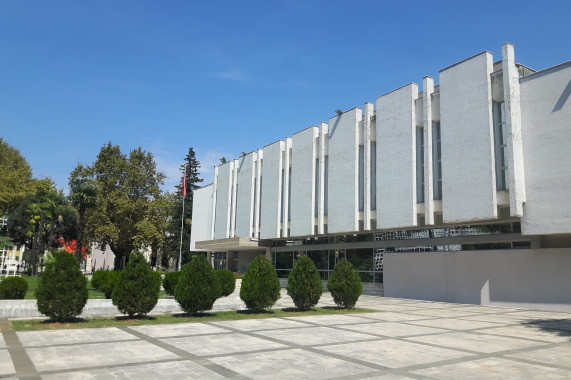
[1,0,570,192]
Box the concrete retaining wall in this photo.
[384,248,571,312]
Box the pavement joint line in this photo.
[14,337,141,349]
[118,325,242,378]
[203,321,396,373]
[498,354,571,371]
[0,317,40,379]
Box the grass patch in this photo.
[11,307,376,331]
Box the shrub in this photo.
[214,269,236,297]
[287,256,322,310]
[0,276,28,299]
[36,250,88,321]
[175,255,221,314]
[327,259,363,309]
[240,254,281,312]
[111,252,161,317]
[91,270,121,299]
[163,271,181,296]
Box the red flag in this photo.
[182,173,187,197]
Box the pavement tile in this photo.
[128,322,229,338]
[26,340,179,372]
[477,325,571,343]
[406,331,546,353]
[341,321,447,337]
[161,332,286,356]
[209,348,374,379]
[319,338,474,368]
[285,314,375,326]
[456,313,533,324]
[0,334,5,349]
[353,311,434,322]
[412,357,571,379]
[40,360,226,379]
[405,309,484,318]
[406,317,502,330]
[258,326,376,346]
[17,327,135,347]
[0,349,15,376]
[506,344,571,368]
[211,317,309,331]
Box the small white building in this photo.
[190,44,571,312]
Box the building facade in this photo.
[191,43,571,312]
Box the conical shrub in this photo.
[214,269,236,297]
[111,252,161,317]
[36,250,88,321]
[240,254,281,312]
[327,259,363,309]
[287,256,322,310]
[174,255,221,314]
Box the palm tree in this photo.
[69,183,98,264]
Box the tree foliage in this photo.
[0,138,33,214]
[287,256,323,310]
[162,270,181,296]
[69,183,98,263]
[69,143,169,269]
[7,182,78,274]
[327,259,363,309]
[111,252,161,317]
[174,255,221,314]
[240,254,281,312]
[36,250,88,321]
[163,147,203,269]
[90,269,121,299]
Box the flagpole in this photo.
[178,169,186,271]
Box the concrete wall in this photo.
[520,61,571,235]
[328,108,360,233]
[234,153,255,238]
[376,84,418,228]
[213,162,233,239]
[260,141,284,239]
[384,248,571,312]
[290,126,318,237]
[190,184,214,250]
[440,52,497,223]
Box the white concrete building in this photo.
[191,44,571,312]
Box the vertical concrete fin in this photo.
[502,43,526,217]
[376,83,419,229]
[318,122,328,234]
[363,102,374,230]
[423,76,435,225]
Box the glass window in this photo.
[416,127,424,203]
[432,122,443,200]
[494,102,508,190]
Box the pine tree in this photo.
[163,148,203,269]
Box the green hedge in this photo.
[163,271,181,296]
[0,276,28,299]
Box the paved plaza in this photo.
[1,293,571,379]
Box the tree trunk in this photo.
[75,204,85,263]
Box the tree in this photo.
[7,181,78,275]
[0,138,33,215]
[69,183,98,263]
[163,147,203,269]
[287,256,323,310]
[111,252,161,317]
[327,259,363,309]
[69,143,168,269]
[240,254,281,312]
[36,250,88,321]
[174,255,221,314]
